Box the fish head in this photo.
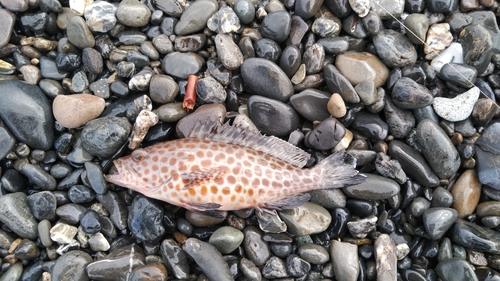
[106,148,162,196]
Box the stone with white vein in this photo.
[433,87,480,122]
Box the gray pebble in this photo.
[343,173,400,200]
[0,192,38,240]
[215,33,244,70]
[209,226,244,254]
[116,0,151,27]
[243,226,271,266]
[66,16,95,49]
[27,191,57,220]
[247,95,300,137]
[184,238,233,281]
[81,117,132,158]
[298,243,330,265]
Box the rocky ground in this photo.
[0,0,500,280]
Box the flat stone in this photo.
[330,240,359,281]
[241,57,294,102]
[404,13,429,45]
[335,51,389,87]
[66,16,95,49]
[84,1,117,32]
[160,239,189,279]
[373,29,417,68]
[175,104,226,138]
[375,234,397,281]
[350,111,388,141]
[86,244,145,281]
[391,77,433,109]
[436,258,478,281]
[215,33,244,70]
[433,87,480,122]
[247,95,300,137]
[243,226,271,266]
[51,251,92,281]
[290,89,331,122]
[0,80,54,150]
[207,6,240,33]
[53,94,105,129]
[415,119,461,179]
[162,52,205,79]
[81,117,132,158]
[116,0,151,27]
[278,202,331,235]
[424,23,454,60]
[209,226,244,254]
[175,0,218,35]
[295,0,324,19]
[343,173,400,200]
[304,117,345,150]
[0,8,15,48]
[261,10,291,43]
[184,238,233,281]
[324,64,359,103]
[423,207,458,240]
[384,96,415,138]
[0,192,38,240]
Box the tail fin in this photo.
[313,150,366,189]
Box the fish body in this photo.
[106,120,365,213]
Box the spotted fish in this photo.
[106,120,366,215]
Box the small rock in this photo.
[53,94,105,129]
[432,87,480,122]
[184,238,233,281]
[278,202,332,235]
[424,23,454,60]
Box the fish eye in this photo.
[131,149,147,162]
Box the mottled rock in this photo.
[53,94,105,129]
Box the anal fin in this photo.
[261,193,311,210]
[185,202,225,219]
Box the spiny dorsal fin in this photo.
[188,119,311,167]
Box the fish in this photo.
[106,119,366,216]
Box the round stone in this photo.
[81,117,132,158]
[208,226,244,254]
[53,94,105,129]
[116,0,151,27]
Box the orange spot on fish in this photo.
[179,199,185,203]
[197,197,202,202]
[272,181,283,188]
[231,195,236,202]
[284,180,291,187]
[218,195,223,201]
[244,169,252,177]
[161,166,169,173]
[248,189,254,196]
[201,186,207,195]
[161,157,168,163]
[303,178,313,184]
[141,161,148,167]
[152,165,159,171]
[169,158,176,165]
[182,178,190,184]
[211,186,218,194]
[186,154,195,162]
[172,192,177,197]
[219,143,227,148]
[200,143,209,149]
[152,155,159,162]
[182,138,190,143]
[227,157,235,164]
[235,185,242,193]
[144,169,150,175]
[222,187,230,195]
[175,184,181,190]
[176,142,183,148]
[239,197,244,203]
[189,188,196,196]
[196,151,204,158]
[215,153,225,161]
[206,151,213,158]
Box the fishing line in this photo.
[371,1,500,108]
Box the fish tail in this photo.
[313,150,366,189]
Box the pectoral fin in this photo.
[261,193,311,210]
[180,166,229,189]
[185,202,225,219]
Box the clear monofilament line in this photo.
[372,1,500,108]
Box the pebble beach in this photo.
[0,0,500,280]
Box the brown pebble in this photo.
[129,263,168,281]
[373,142,388,154]
[327,93,347,118]
[461,157,475,169]
[450,132,463,145]
[476,201,500,218]
[348,139,369,150]
[174,231,188,244]
[52,94,105,128]
[8,238,22,254]
[451,169,482,218]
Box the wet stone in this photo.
[160,239,189,279]
[323,64,359,104]
[157,102,188,122]
[234,0,254,24]
[433,87,480,122]
[86,244,145,281]
[247,95,300,137]
[155,0,183,17]
[391,77,433,109]
[347,215,377,238]
[335,51,389,87]
[460,24,493,74]
[311,17,341,38]
[175,104,226,138]
[162,52,205,79]
[50,223,78,244]
[261,11,291,43]
[243,226,271,266]
[373,29,417,68]
[423,207,458,240]
[128,196,165,243]
[343,173,399,200]
[351,111,388,141]
[330,240,359,281]
[375,234,397,281]
[82,47,104,75]
[294,0,323,19]
[0,9,15,48]
[215,33,244,70]
[439,63,477,89]
[174,0,218,35]
[14,239,39,261]
[80,210,101,234]
[242,57,293,102]
[415,119,460,179]
[27,191,56,221]
[185,209,227,227]
[375,152,407,184]
[388,140,440,187]
[185,238,233,281]
[278,202,332,236]
[384,95,415,138]
[129,263,168,281]
[208,226,244,254]
[424,23,454,60]
[298,243,329,264]
[81,117,132,158]
[66,16,95,49]
[286,254,310,277]
[174,34,206,52]
[0,80,54,150]
[304,117,345,150]
[0,192,38,240]
[116,0,151,27]
[149,74,178,104]
[84,1,117,33]
[207,6,240,34]
[436,258,478,281]
[254,38,282,62]
[56,203,86,224]
[1,169,25,193]
[51,250,92,281]
[239,257,262,281]
[290,89,330,122]
[68,185,96,203]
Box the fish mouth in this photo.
[105,160,125,185]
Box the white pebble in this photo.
[430,42,463,72]
[432,87,480,122]
[128,110,159,150]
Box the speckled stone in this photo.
[432,87,480,122]
[53,94,105,129]
[116,0,151,27]
[278,202,331,235]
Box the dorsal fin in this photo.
[188,119,311,167]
